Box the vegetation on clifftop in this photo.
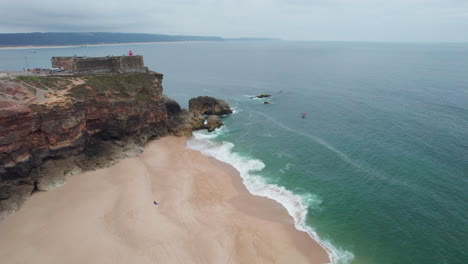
[69,73,159,101]
[83,74,154,92]
[15,76,71,90]
[6,73,161,103]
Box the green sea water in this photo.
[1,41,467,263]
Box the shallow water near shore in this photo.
[1,41,467,264]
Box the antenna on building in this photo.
[24,56,29,70]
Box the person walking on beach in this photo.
[153,201,159,205]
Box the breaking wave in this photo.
[187,129,354,264]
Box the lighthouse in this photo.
[128,50,133,56]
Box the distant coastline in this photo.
[0,32,279,49]
[0,41,213,50]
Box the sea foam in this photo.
[187,129,354,264]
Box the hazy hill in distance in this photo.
[0,32,225,47]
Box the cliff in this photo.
[0,72,196,219]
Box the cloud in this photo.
[0,0,467,42]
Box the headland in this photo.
[0,56,330,263]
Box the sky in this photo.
[0,0,467,42]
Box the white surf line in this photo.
[187,130,354,264]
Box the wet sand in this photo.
[0,136,329,264]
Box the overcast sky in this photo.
[0,0,467,42]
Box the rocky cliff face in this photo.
[187,95,235,132]
[0,72,194,219]
[189,96,233,115]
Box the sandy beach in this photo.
[0,136,329,264]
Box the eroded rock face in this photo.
[0,74,233,219]
[187,96,231,133]
[206,115,223,132]
[163,95,182,115]
[189,110,206,130]
[0,73,191,219]
[188,96,232,115]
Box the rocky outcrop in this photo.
[189,96,232,115]
[165,108,228,135]
[163,95,193,137]
[0,72,192,219]
[186,96,232,132]
[0,74,234,219]
[188,110,206,130]
[206,115,223,132]
[250,94,271,99]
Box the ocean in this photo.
[1,41,467,264]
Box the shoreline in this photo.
[188,132,340,263]
[209,157,331,262]
[0,136,330,263]
[0,41,216,50]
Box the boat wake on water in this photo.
[187,128,354,264]
[254,111,418,190]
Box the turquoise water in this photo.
[1,41,467,263]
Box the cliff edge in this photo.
[0,72,226,219]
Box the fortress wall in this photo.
[74,57,117,75]
[51,57,77,70]
[119,56,147,73]
[51,56,147,75]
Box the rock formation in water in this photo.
[250,94,271,99]
[0,73,231,219]
[206,115,223,132]
[189,96,232,115]
[187,96,231,131]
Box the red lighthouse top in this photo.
[128,50,133,56]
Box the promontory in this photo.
[0,64,231,219]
